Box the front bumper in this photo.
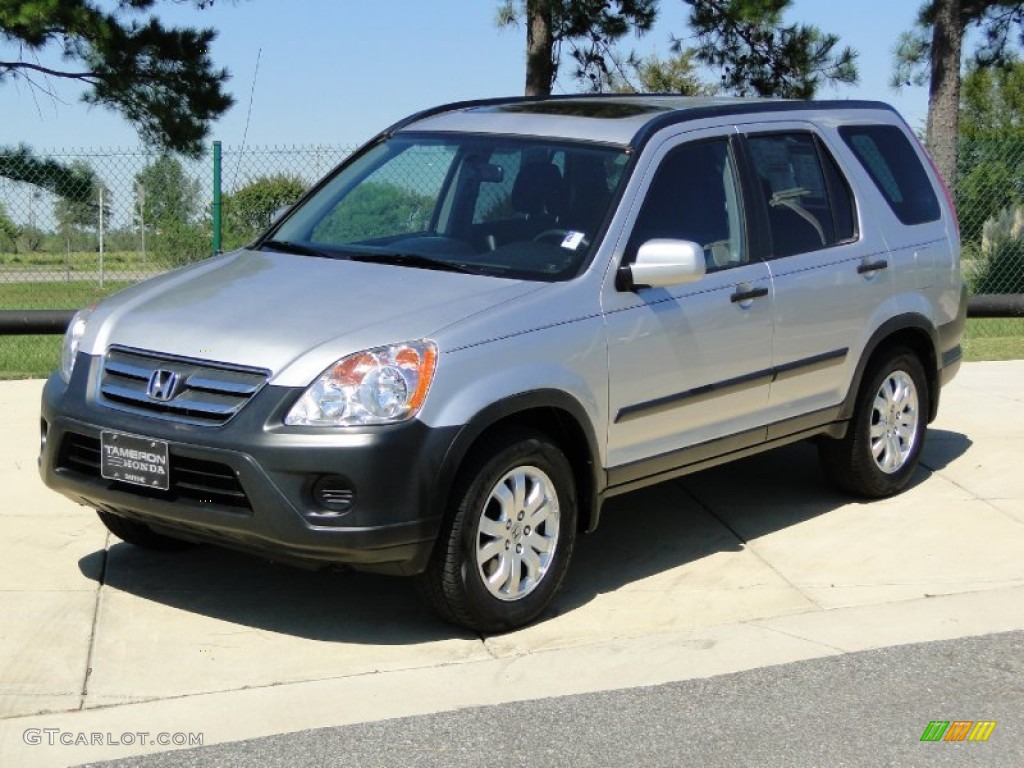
[39,354,460,575]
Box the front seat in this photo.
[510,162,565,236]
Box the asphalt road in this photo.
[83,630,1023,768]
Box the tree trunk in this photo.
[926,0,963,188]
[525,0,555,96]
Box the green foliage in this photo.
[223,174,306,249]
[609,50,712,94]
[0,0,234,156]
[891,28,932,90]
[971,206,1024,295]
[0,201,18,250]
[961,59,1024,135]
[956,61,1024,242]
[682,0,858,98]
[957,153,1024,242]
[52,160,112,236]
[497,1,658,93]
[133,156,206,266]
[134,156,201,227]
[974,237,1024,293]
[891,3,1024,113]
[0,145,98,202]
[313,183,436,243]
[16,224,44,252]
[153,220,210,268]
[894,3,1024,82]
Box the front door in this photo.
[603,132,774,488]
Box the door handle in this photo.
[857,259,889,274]
[730,286,769,303]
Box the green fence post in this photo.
[212,140,222,255]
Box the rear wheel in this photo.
[819,346,929,498]
[96,510,194,551]
[416,428,577,633]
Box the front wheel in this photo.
[416,429,577,633]
[819,347,929,498]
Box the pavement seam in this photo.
[78,533,110,710]
[673,480,826,611]
[744,619,850,655]
[60,656,509,717]
[478,632,500,659]
[918,457,1024,527]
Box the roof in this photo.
[392,94,897,149]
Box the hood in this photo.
[83,250,543,385]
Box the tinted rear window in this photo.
[839,125,940,225]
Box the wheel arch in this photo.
[435,390,605,537]
[841,314,941,424]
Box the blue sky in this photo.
[1,0,933,152]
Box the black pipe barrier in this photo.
[0,310,75,335]
[968,293,1024,318]
[0,294,1022,336]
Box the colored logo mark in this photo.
[920,721,997,742]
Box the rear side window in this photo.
[745,132,856,258]
[839,124,941,225]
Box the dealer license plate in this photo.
[100,431,170,491]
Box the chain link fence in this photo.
[0,143,356,375]
[936,136,1024,358]
[1,137,1022,375]
[948,136,1024,294]
[0,143,356,287]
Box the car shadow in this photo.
[918,428,974,472]
[76,433,973,644]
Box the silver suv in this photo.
[40,96,965,632]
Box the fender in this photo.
[840,313,941,423]
[433,389,606,536]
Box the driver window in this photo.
[628,139,746,271]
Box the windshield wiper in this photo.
[259,239,343,260]
[349,252,476,274]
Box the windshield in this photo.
[268,133,629,281]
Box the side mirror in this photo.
[617,239,706,291]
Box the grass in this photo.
[0,249,154,270]
[0,280,134,310]
[962,317,1024,361]
[0,281,135,380]
[0,335,62,380]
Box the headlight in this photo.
[285,340,438,426]
[60,306,94,383]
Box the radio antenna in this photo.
[234,47,262,188]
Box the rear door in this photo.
[737,123,894,431]
[836,123,950,295]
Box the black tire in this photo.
[96,510,194,552]
[819,346,930,498]
[415,428,578,633]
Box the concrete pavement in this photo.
[85,631,1024,767]
[1,362,1023,766]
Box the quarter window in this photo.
[839,124,941,225]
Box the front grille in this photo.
[58,433,251,510]
[99,347,269,426]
